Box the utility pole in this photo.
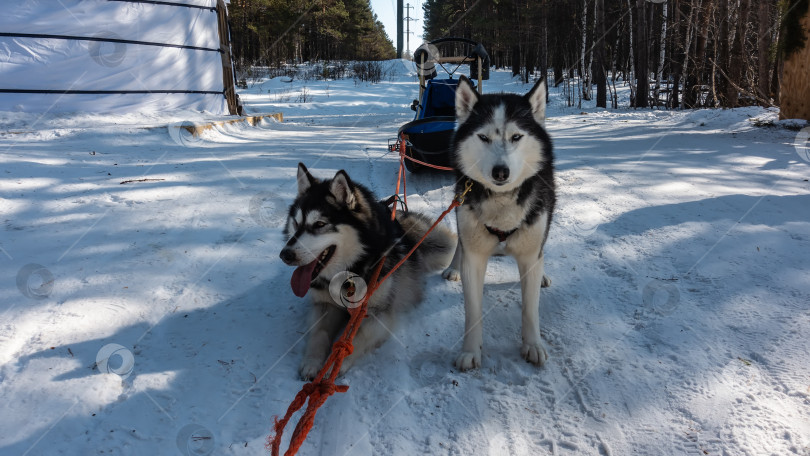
[634,0,649,107]
[404,3,418,56]
[396,0,403,58]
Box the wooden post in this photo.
[780,7,810,120]
[217,0,240,115]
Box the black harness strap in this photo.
[381,194,408,213]
[485,225,517,242]
[0,33,221,53]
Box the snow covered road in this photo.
[1,63,809,455]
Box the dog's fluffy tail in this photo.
[396,212,456,272]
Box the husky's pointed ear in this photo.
[526,78,547,126]
[455,75,479,123]
[297,162,317,195]
[329,170,356,209]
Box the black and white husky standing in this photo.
[280,164,455,380]
[443,76,556,371]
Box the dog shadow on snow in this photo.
[6,265,495,456]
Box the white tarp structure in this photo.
[0,0,236,115]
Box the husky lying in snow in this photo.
[280,163,455,379]
[443,76,556,371]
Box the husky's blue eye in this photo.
[477,134,490,143]
[511,134,523,142]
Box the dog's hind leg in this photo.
[516,252,549,366]
[441,240,462,281]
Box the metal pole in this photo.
[397,0,403,59]
[417,52,425,118]
[477,56,483,94]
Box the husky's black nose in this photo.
[279,248,296,265]
[492,165,510,183]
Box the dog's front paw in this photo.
[298,358,324,381]
[541,275,552,288]
[521,342,548,366]
[442,267,460,281]
[455,350,481,371]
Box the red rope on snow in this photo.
[267,260,383,456]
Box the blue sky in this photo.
[369,0,424,54]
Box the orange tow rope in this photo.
[266,147,471,456]
[398,132,455,171]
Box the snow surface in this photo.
[1,60,809,456]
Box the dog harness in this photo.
[485,225,517,242]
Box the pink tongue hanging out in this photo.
[291,258,319,297]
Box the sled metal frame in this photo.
[415,37,484,120]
